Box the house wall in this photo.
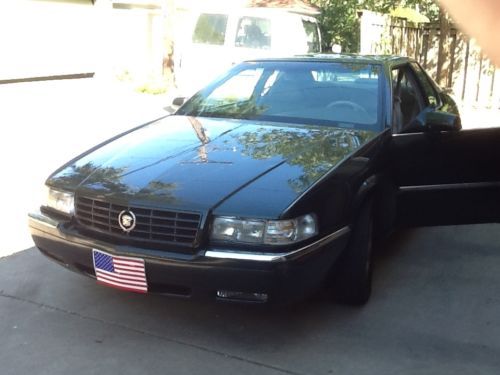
[107,2,164,82]
[0,0,165,83]
[0,0,98,81]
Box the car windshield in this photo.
[178,61,382,130]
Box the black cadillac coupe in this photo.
[29,55,500,305]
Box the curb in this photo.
[0,73,95,85]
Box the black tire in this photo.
[331,200,374,306]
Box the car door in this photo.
[390,62,500,227]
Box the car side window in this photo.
[193,14,228,45]
[235,17,271,49]
[392,66,425,133]
[410,62,439,108]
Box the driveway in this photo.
[0,78,168,256]
[1,78,500,374]
[1,224,500,374]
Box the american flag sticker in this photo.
[92,249,148,293]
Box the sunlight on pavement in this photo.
[0,78,169,257]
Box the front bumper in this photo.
[28,210,350,304]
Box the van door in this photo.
[177,13,234,96]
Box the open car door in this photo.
[390,62,500,227]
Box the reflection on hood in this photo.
[48,115,377,215]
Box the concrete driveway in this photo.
[1,78,500,374]
[0,78,168,256]
[1,225,500,374]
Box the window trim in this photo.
[391,64,426,133]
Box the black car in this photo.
[29,55,500,305]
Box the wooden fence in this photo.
[358,10,500,108]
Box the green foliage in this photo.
[311,0,361,53]
[56,162,178,203]
[235,128,375,192]
[311,0,440,52]
[136,79,168,95]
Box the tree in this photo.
[163,0,176,89]
[311,0,441,52]
[235,128,374,192]
[311,0,361,52]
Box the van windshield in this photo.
[178,61,383,131]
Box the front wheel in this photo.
[331,200,374,306]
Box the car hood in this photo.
[48,115,377,217]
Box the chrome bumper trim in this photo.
[204,226,350,262]
[28,210,59,229]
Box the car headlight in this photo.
[211,214,318,245]
[44,186,75,215]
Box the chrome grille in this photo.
[75,197,201,248]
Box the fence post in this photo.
[391,24,395,54]
[447,30,457,88]
[476,52,483,102]
[424,26,433,69]
[462,39,470,101]
[400,21,405,55]
[414,27,420,60]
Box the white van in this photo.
[174,6,322,97]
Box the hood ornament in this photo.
[118,210,136,233]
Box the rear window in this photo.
[302,20,321,53]
[192,14,228,45]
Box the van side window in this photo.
[193,14,228,45]
[235,17,271,49]
[302,20,320,53]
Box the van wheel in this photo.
[331,200,373,306]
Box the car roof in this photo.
[246,53,412,66]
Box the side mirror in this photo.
[331,44,342,53]
[424,111,461,132]
[164,97,187,113]
[172,97,186,107]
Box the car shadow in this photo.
[4,226,500,374]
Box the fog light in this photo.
[216,290,268,303]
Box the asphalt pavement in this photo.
[2,224,500,374]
